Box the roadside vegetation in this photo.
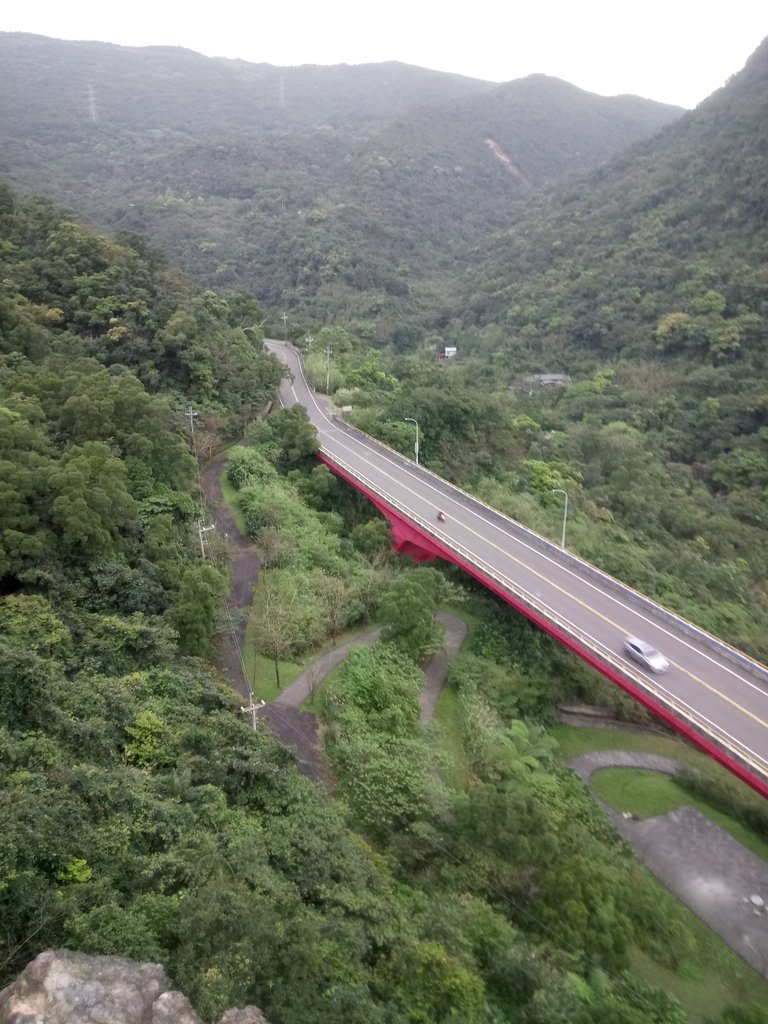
[556,726,768,860]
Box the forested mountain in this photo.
[0,33,681,332]
[456,34,768,360]
[348,73,682,255]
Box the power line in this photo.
[87,83,98,124]
[186,408,206,519]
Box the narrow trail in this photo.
[201,453,260,699]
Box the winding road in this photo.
[266,340,768,796]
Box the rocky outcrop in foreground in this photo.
[0,950,269,1024]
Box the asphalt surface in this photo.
[265,340,768,791]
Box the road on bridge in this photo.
[266,340,768,794]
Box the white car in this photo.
[623,636,669,673]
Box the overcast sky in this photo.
[3,2,766,108]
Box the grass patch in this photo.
[629,939,768,1024]
[433,680,469,790]
[552,724,708,765]
[242,648,307,704]
[591,766,698,818]
[591,767,768,863]
[219,466,248,535]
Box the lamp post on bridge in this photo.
[552,489,569,549]
[404,417,420,465]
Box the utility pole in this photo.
[197,521,215,558]
[185,407,198,445]
[552,489,569,549]
[281,312,288,341]
[324,346,333,393]
[87,83,98,124]
[186,407,206,517]
[240,693,266,730]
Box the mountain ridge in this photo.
[0,32,683,331]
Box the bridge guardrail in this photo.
[325,413,768,692]
[324,447,767,782]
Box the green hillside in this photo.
[0,33,681,332]
[459,35,768,359]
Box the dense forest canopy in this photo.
[456,35,768,357]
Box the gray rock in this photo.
[0,950,270,1024]
[0,950,171,1024]
[152,991,203,1024]
[217,1009,270,1024]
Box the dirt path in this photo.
[260,627,382,780]
[274,628,383,708]
[571,751,768,978]
[420,613,468,723]
[201,454,260,699]
[262,615,468,780]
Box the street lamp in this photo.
[404,417,420,465]
[552,489,569,549]
[324,346,333,393]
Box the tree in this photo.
[536,853,634,971]
[350,518,392,564]
[269,406,319,466]
[384,938,486,1023]
[48,442,138,561]
[252,571,323,689]
[324,644,422,735]
[322,576,363,643]
[169,562,228,656]
[380,575,443,663]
